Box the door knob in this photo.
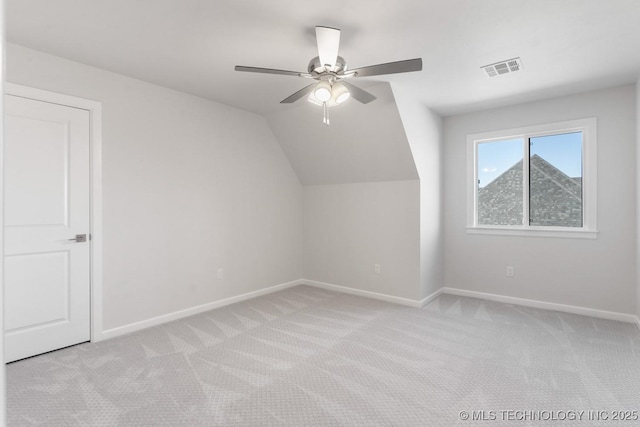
[68,234,87,242]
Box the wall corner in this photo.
[391,83,445,300]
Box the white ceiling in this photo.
[7,0,640,117]
[267,83,418,185]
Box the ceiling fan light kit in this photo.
[235,26,423,125]
[332,82,350,104]
[313,80,332,102]
[307,80,352,125]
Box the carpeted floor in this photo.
[6,285,640,426]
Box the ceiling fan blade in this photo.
[280,84,317,104]
[315,26,341,69]
[340,81,376,104]
[348,58,423,77]
[235,65,310,78]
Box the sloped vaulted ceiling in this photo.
[7,1,640,185]
[266,83,418,185]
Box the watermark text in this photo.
[458,410,638,422]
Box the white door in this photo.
[4,94,91,363]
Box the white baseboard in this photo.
[98,279,304,341]
[442,287,638,324]
[302,279,431,308]
[419,287,444,308]
[97,280,640,342]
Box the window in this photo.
[467,118,597,238]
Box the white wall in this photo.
[303,181,421,300]
[637,78,640,322]
[6,44,303,332]
[266,82,418,185]
[444,85,636,315]
[1,2,6,423]
[392,83,444,299]
[268,82,423,302]
[294,83,442,304]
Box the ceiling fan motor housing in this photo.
[308,56,347,75]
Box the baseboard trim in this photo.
[419,287,444,308]
[98,279,304,341]
[97,280,639,341]
[303,279,429,308]
[442,287,638,324]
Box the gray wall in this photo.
[7,43,303,332]
[392,83,444,299]
[303,181,421,300]
[444,85,636,314]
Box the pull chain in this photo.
[323,102,330,126]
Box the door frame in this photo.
[4,82,104,343]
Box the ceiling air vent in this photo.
[481,57,522,77]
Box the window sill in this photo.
[466,226,598,239]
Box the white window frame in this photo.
[466,118,597,239]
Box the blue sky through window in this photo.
[477,132,582,188]
[477,138,522,188]
[530,132,582,178]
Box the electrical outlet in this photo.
[506,266,514,277]
[374,264,381,274]
[217,268,224,279]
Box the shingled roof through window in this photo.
[478,155,582,227]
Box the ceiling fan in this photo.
[235,26,423,125]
